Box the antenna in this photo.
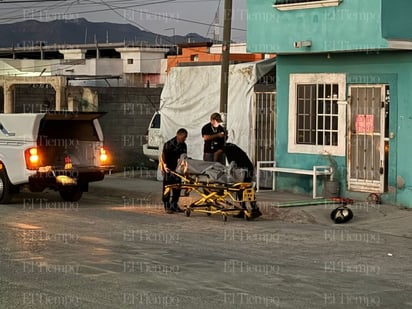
[213,10,220,43]
[206,4,221,42]
[84,27,88,44]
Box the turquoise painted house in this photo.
[247,0,412,207]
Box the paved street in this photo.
[0,174,411,308]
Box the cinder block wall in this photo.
[94,87,161,171]
[4,86,161,171]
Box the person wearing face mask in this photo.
[201,112,226,164]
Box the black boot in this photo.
[171,202,184,213]
[164,202,175,214]
[250,208,262,218]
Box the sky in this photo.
[0,0,247,42]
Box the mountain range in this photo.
[0,18,211,48]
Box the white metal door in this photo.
[347,85,386,193]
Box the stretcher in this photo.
[163,156,258,221]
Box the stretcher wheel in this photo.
[185,209,191,217]
[206,206,211,216]
[222,215,228,222]
[244,211,252,221]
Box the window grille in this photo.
[275,0,324,4]
[296,83,339,146]
[273,0,342,10]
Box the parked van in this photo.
[142,111,162,162]
[0,111,112,203]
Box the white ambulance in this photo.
[0,111,112,203]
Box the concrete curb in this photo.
[87,173,412,237]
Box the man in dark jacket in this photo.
[224,143,262,219]
[159,128,188,214]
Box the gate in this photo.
[254,91,276,164]
[347,85,388,193]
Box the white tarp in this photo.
[159,58,275,161]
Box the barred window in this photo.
[288,74,346,156]
[296,83,339,146]
[274,0,341,10]
[275,0,324,4]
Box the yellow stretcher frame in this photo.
[163,171,257,221]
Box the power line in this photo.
[84,0,245,31]
[0,0,69,3]
[0,0,246,31]
[0,0,246,44]
[0,0,77,23]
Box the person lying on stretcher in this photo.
[175,143,262,219]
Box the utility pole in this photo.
[220,0,232,119]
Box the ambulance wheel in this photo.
[59,189,83,202]
[0,167,13,204]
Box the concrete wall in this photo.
[274,51,412,207]
[382,0,412,40]
[53,58,123,76]
[0,86,161,170]
[247,0,387,54]
[12,85,56,113]
[95,87,161,170]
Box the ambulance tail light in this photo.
[25,147,40,170]
[100,147,108,164]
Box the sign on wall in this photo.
[355,114,374,133]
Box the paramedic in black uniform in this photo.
[159,128,188,214]
[201,112,226,164]
[224,143,262,219]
